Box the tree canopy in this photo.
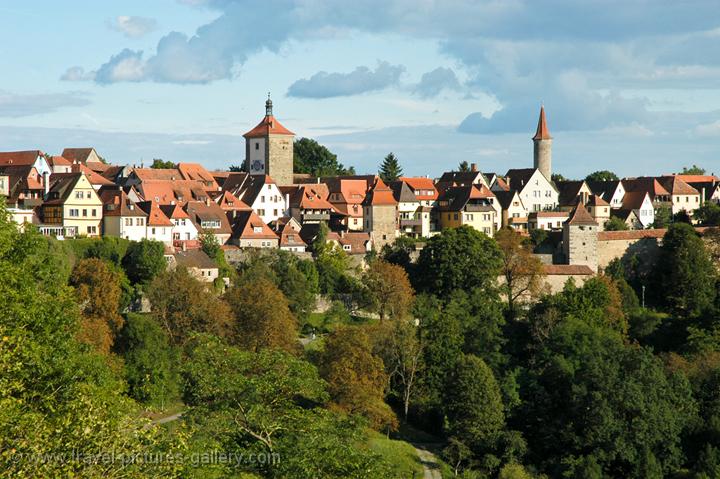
[585,170,619,182]
[294,137,354,177]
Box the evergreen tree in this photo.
[458,161,470,172]
[379,152,403,182]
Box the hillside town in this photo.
[1,98,717,287]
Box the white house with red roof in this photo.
[229,209,279,248]
[161,203,199,243]
[138,201,174,244]
[99,187,148,241]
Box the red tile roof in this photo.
[621,191,650,210]
[598,229,667,241]
[532,106,552,140]
[567,202,597,225]
[586,194,609,207]
[138,201,173,226]
[48,155,71,167]
[71,163,114,185]
[177,163,220,190]
[0,150,43,166]
[659,176,700,196]
[243,115,294,138]
[398,176,438,200]
[230,210,279,240]
[216,190,250,211]
[544,264,593,275]
[363,178,397,206]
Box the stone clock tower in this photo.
[243,94,295,186]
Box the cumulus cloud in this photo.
[287,62,405,98]
[412,67,461,98]
[0,91,91,117]
[68,0,720,132]
[60,66,96,82]
[108,15,158,38]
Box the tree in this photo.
[415,225,502,297]
[199,228,221,258]
[551,173,567,182]
[445,355,505,451]
[181,335,388,478]
[458,161,470,172]
[313,222,352,295]
[364,259,415,321]
[682,164,706,175]
[585,170,619,182]
[122,239,166,286]
[0,201,178,477]
[371,319,423,420]
[604,216,629,231]
[117,313,178,408]
[378,152,403,182]
[151,158,175,169]
[380,235,416,271]
[229,164,245,172]
[320,326,397,430]
[696,201,720,226]
[529,228,548,247]
[70,258,125,354]
[224,276,299,353]
[652,205,672,229]
[495,228,546,319]
[654,223,717,316]
[518,317,696,478]
[294,137,354,176]
[148,266,234,345]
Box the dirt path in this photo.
[413,445,442,479]
[151,411,183,425]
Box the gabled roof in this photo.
[389,181,418,203]
[437,171,484,188]
[48,155,71,168]
[232,175,277,205]
[0,165,43,203]
[398,176,438,200]
[99,187,147,217]
[185,200,232,235]
[622,177,670,197]
[587,180,622,200]
[362,178,397,206]
[586,194,609,207]
[556,180,588,206]
[243,115,294,138]
[0,150,43,166]
[671,174,720,183]
[438,185,495,212]
[326,231,371,255]
[274,217,306,247]
[621,191,650,210]
[532,106,552,140]
[215,190,250,211]
[505,168,539,191]
[177,163,220,190]
[230,210,279,240]
[137,200,173,226]
[174,249,218,270]
[71,163,114,186]
[686,181,720,201]
[61,148,100,164]
[160,203,191,220]
[44,173,95,205]
[291,185,334,210]
[132,168,182,182]
[610,208,640,222]
[492,176,510,191]
[325,177,367,205]
[494,190,522,210]
[659,176,700,196]
[566,202,597,226]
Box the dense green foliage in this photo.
[585,170,619,182]
[293,137,355,177]
[604,215,629,231]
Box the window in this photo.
[152,227,156,235]
[353,218,358,225]
[257,209,265,216]
[261,196,265,202]
[255,143,259,150]
[91,209,96,217]
[86,192,91,199]
[69,209,79,217]
[273,209,278,216]
[137,218,144,226]
[343,244,351,251]
[82,209,87,217]
[454,213,459,220]
[75,191,83,199]
[253,226,263,233]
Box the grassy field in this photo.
[367,430,424,478]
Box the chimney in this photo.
[43,171,49,197]
[471,163,478,172]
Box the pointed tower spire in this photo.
[265,92,273,116]
[533,105,552,140]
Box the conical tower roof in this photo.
[533,105,552,141]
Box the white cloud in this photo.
[108,15,157,39]
[60,66,96,82]
[287,62,405,98]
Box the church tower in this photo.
[243,94,295,186]
[533,106,552,181]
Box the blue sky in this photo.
[1,0,720,177]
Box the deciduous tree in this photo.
[415,225,502,297]
[585,170,619,182]
[224,276,299,353]
[122,238,166,286]
[320,326,397,430]
[70,258,125,354]
[148,267,234,345]
[495,228,546,319]
[364,259,415,321]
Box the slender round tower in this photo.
[533,106,552,180]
